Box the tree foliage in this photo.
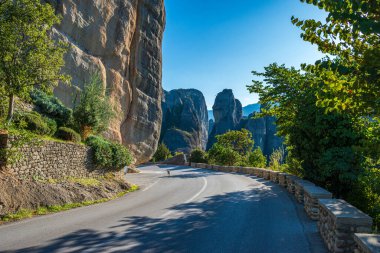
[190,148,208,163]
[153,143,172,162]
[209,129,254,166]
[248,147,267,168]
[292,0,380,115]
[248,64,364,197]
[73,75,114,140]
[0,0,68,121]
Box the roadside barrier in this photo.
[189,162,379,253]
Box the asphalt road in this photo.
[0,165,328,253]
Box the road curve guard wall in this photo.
[190,162,379,253]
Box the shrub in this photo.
[111,142,133,169]
[30,89,73,127]
[55,127,81,143]
[269,147,286,171]
[85,135,133,170]
[248,147,267,168]
[190,149,208,163]
[86,136,113,168]
[14,112,56,136]
[348,168,380,232]
[73,74,114,140]
[208,144,241,166]
[153,143,172,162]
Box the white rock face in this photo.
[49,0,166,164]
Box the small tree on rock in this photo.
[73,74,114,140]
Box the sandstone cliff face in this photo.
[48,0,166,164]
[161,89,208,154]
[207,89,242,149]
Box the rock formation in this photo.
[160,89,209,154]
[207,89,243,149]
[48,0,166,164]
[240,111,283,157]
[207,89,283,156]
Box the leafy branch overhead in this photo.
[291,0,380,115]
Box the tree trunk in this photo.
[6,94,15,123]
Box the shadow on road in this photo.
[14,178,327,253]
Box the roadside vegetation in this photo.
[247,0,380,230]
[0,0,132,171]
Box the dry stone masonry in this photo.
[304,186,332,220]
[319,199,373,253]
[0,134,103,180]
[354,234,380,253]
[189,162,379,253]
[294,179,315,204]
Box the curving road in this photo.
[0,165,328,253]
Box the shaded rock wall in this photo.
[161,89,208,153]
[49,0,166,164]
[207,89,242,149]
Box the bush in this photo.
[269,147,286,171]
[248,147,267,168]
[86,136,113,168]
[153,143,172,162]
[348,168,380,232]
[111,143,133,169]
[30,89,73,127]
[190,149,208,163]
[14,112,56,136]
[208,144,241,166]
[85,135,133,170]
[55,127,81,143]
[73,75,114,140]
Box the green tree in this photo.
[248,147,267,168]
[208,129,254,166]
[190,148,208,163]
[248,64,364,197]
[208,144,241,166]
[153,143,172,162]
[213,129,254,156]
[73,75,114,140]
[292,0,380,116]
[0,0,68,122]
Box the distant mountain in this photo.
[208,103,260,121]
[242,103,261,117]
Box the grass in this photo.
[0,184,139,223]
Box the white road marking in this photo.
[160,176,208,218]
[142,178,162,192]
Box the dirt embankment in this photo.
[0,172,132,216]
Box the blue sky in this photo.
[162,0,327,109]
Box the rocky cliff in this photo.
[48,0,166,164]
[207,89,283,156]
[207,89,242,149]
[239,112,284,157]
[161,89,208,154]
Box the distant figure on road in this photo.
[167,170,171,176]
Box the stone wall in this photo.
[190,162,378,253]
[0,134,104,180]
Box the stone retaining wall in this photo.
[190,163,379,253]
[354,234,380,253]
[0,134,104,179]
[319,199,373,253]
[303,186,332,220]
[294,179,315,203]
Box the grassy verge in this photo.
[0,184,139,223]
